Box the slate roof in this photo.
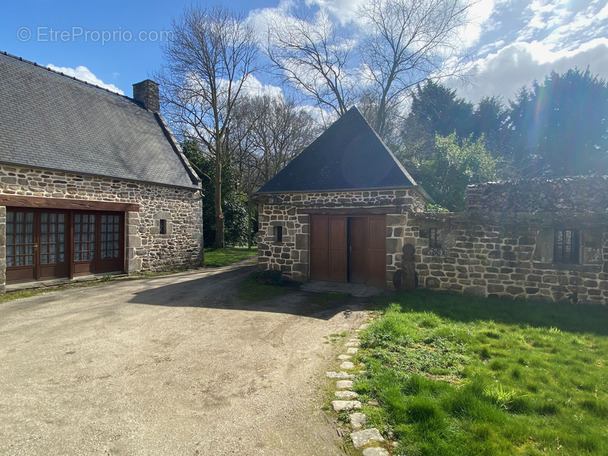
[257,106,421,194]
[0,52,199,189]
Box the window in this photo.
[40,212,66,264]
[101,214,121,259]
[274,226,283,243]
[429,228,441,248]
[6,211,34,267]
[159,219,167,235]
[554,229,580,264]
[74,213,96,261]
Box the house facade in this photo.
[0,52,203,291]
[256,107,430,289]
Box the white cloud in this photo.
[248,2,298,44]
[452,38,608,102]
[297,103,336,125]
[46,64,124,94]
[240,75,284,99]
[516,0,607,50]
[462,0,496,47]
[452,0,608,102]
[304,0,366,25]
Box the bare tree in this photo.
[265,10,356,118]
[358,0,471,136]
[158,5,257,248]
[265,0,471,139]
[228,94,319,246]
[230,94,319,193]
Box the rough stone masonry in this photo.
[0,164,203,291]
[401,176,608,304]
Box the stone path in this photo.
[327,322,392,456]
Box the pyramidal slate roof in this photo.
[257,106,420,194]
[0,52,199,189]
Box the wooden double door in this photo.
[310,215,386,287]
[6,209,124,284]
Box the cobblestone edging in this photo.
[327,322,392,456]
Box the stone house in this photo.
[257,107,607,304]
[0,52,203,291]
[256,107,431,288]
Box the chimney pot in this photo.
[133,79,160,112]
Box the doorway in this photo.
[309,214,386,287]
[6,208,124,284]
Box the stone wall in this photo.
[466,175,608,213]
[0,164,203,285]
[393,177,608,304]
[257,189,426,285]
[259,177,608,304]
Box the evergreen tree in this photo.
[401,80,473,165]
[507,68,608,177]
[182,140,249,247]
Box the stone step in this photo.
[334,390,358,400]
[338,354,352,360]
[340,361,355,370]
[350,428,384,448]
[331,400,362,412]
[336,380,353,389]
[326,371,354,379]
[349,412,366,430]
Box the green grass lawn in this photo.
[204,247,258,267]
[354,290,608,456]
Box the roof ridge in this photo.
[0,50,140,106]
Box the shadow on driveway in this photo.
[128,264,363,321]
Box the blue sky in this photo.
[0,0,273,94]
[2,0,607,104]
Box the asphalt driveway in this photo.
[0,263,367,455]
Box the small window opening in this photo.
[429,228,441,248]
[554,229,579,264]
[160,219,167,235]
[274,226,283,243]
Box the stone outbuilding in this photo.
[0,52,203,291]
[256,107,430,289]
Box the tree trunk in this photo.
[214,157,224,248]
[246,198,253,249]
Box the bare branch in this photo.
[156,5,258,247]
[265,10,355,116]
[359,0,472,136]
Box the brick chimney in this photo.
[133,79,160,112]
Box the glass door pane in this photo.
[74,213,96,261]
[100,214,121,259]
[40,212,66,264]
[6,211,35,267]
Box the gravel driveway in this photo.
[0,263,367,455]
